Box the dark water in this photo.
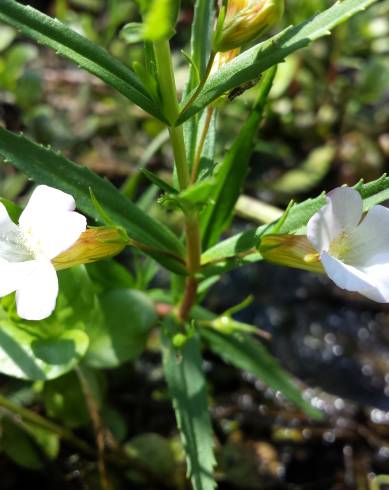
[207,260,389,411]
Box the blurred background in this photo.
[1,1,389,489]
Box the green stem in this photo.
[180,51,216,118]
[0,394,92,455]
[153,40,190,190]
[153,39,201,320]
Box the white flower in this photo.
[307,186,389,302]
[0,185,87,320]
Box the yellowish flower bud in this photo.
[216,0,284,52]
[52,227,128,270]
[210,48,241,76]
[259,234,324,273]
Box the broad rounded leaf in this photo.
[84,289,157,368]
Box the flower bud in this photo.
[52,227,128,270]
[259,234,324,273]
[216,0,284,52]
[210,48,241,76]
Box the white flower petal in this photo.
[29,211,87,259]
[19,185,76,228]
[0,202,29,262]
[16,260,58,320]
[0,260,38,297]
[307,187,362,252]
[360,262,389,302]
[344,205,389,267]
[321,251,387,302]
[18,185,87,259]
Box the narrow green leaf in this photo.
[201,175,389,275]
[142,168,178,194]
[0,0,166,121]
[196,110,217,181]
[201,66,276,249]
[162,320,216,490]
[0,128,186,273]
[183,0,215,169]
[201,329,321,419]
[178,0,379,124]
[190,0,214,83]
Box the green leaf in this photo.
[201,329,321,419]
[0,267,102,381]
[190,0,214,82]
[142,168,178,194]
[201,66,276,249]
[183,0,215,169]
[2,419,43,470]
[85,289,157,368]
[143,0,180,41]
[196,110,217,181]
[86,259,136,293]
[0,0,166,121]
[201,175,389,275]
[0,127,186,274]
[43,372,91,429]
[162,320,216,490]
[0,197,21,223]
[178,0,379,124]
[125,433,177,483]
[179,178,216,208]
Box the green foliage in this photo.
[201,66,276,249]
[43,372,91,428]
[201,175,389,274]
[162,320,216,490]
[183,0,215,169]
[0,0,385,486]
[1,419,44,470]
[0,0,165,121]
[0,127,186,274]
[178,0,379,123]
[0,267,99,381]
[143,0,180,41]
[125,433,180,484]
[201,329,321,419]
[85,289,157,368]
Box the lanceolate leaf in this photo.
[201,175,389,275]
[162,320,216,490]
[190,0,214,83]
[178,0,378,124]
[201,329,321,419]
[183,0,215,169]
[201,66,276,249]
[0,0,165,121]
[0,128,186,273]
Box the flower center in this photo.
[19,226,48,260]
[329,232,351,260]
